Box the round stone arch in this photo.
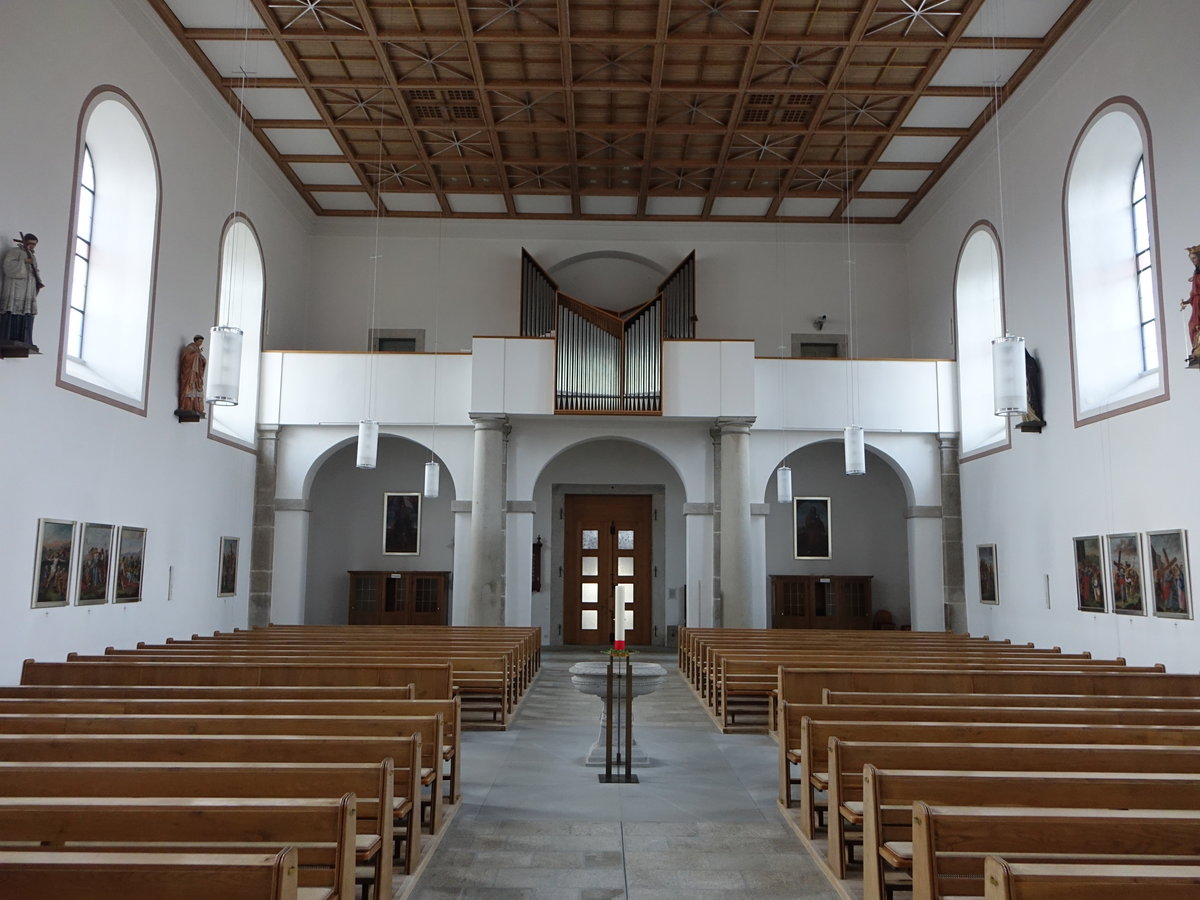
[760,435,920,629]
[526,435,691,647]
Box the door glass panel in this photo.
[617,557,633,577]
[582,557,598,577]
[622,609,634,630]
[581,609,598,630]
[616,583,633,607]
[617,530,634,550]
[582,530,598,550]
[581,583,598,605]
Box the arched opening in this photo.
[532,438,686,646]
[305,435,456,624]
[767,440,911,628]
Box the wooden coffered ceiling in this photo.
[148,0,1091,222]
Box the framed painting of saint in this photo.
[32,519,75,608]
[1147,529,1191,620]
[977,544,999,605]
[1072,535,1106,613]
[793,497,831,559]
[114,526,147,603]
[383,493,421,556]
[1106,532,1145,615]
[75,522,114,606]
[218,536,239,597]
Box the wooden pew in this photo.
[789,716,1200,838]
[0,684,415,702]
[0,849,307,900]
[860,768,1200,900]
[911,805,1200,900]
[0,696,461,802]
[0,731,439,834]
[983,857,1200,900]
[0,759,410,883]
[0,711,444,834]
[778,667,1200,707]
[93,650,513,726]
[0,795,357,900]
[823,690,1200,710]
[778,700,1200,809]
[21,660,453,698]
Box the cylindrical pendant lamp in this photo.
[424,460,441,498]
[844,425,866,475]
[992,334,1027,417]
[356,420,379,469]
[775,465,793,504]
[205,325,243,406]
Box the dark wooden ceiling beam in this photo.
[555,0,583,214]
[765,0,882,218]
[634,0,673,216]
[345,0,452,213]
[184,26,1046,51]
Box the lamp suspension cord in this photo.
[430,217,443,462]
[990,3,1007,326]
[365,107,386,420]
[226,5,252,329]
[841,55,856,424]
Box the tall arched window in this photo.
[209,216,265,449]
[57,88,161,413]
[1064,99,1166,424]
[1131,158,1157,372]
[954,224,1008,458]
[66,146,95,359]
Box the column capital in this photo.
[469,413,509,432]
[714,416,756,435]
[937,432,960,451]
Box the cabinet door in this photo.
[836,577,872,629]
[810,578,839,629]
[348,572,381,625]
[771,576,811,629]
[409,573,448,625]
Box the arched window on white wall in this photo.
[57,87,160,412]
[1064,99,1166,424]
[209,215,264,449]
[954,224,1007,458]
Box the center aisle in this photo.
[407,646,840,900]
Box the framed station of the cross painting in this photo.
[32,518,76,608]
[977,543,999,605]
[1072,534,1106,613]
[1106,532,1145,615]
[1147,529,1191,620]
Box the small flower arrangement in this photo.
[602,647,637,657]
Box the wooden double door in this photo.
[562,494,652,646]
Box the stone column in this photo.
[467,414,508,626]
[248,426,278,629]
[716,417,756,628]
[938,433,967,633]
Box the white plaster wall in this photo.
[0,0,312,683]
[305,438,459,624]
[305,218,913,359]
[903,0,1200,671]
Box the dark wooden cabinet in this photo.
[770,575,872,630]
[347,571,450,626]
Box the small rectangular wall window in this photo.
[370,328,425,352]
[791,332,847,359]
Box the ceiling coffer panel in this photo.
[154,0,1090,221]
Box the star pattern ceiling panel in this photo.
[148,0,1091,221]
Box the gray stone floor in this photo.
[407,646,841,900]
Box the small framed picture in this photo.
[75,522,114,606]
[1072,535,1106,613]
[793,497,831,559]
[977,544,999,605]
[383,492,421,556]
[1147,529,1191,620]
[1106,532,1145,615]
[32,519,76,608]
[218,536,239,597]
[113,526,147,604]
